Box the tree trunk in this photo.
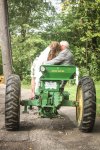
[0,0,12,82]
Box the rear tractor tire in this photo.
[76,76,96,132]
[5,74,21,131]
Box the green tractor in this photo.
[5,65,96,132]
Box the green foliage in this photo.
[12,34,49,79]
[8,0,55,33]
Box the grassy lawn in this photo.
[21,83,31,89]
[95,81,100,116]
[65,81,100,116]
[64,83,77,101]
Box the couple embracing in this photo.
[31,41,74,99]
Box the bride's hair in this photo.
[47,41,61,61]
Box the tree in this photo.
[0,0,12,81]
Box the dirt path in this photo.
[0,84,100,150]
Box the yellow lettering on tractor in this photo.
[51,70,64,73]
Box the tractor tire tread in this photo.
[77,76,96,133]
[5,74,20,131]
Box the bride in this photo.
[31,41,61,99]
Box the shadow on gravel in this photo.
[93,118,100,133]
[19,114,76,132]
[19,121,34,131]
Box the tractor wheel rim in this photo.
[76,86,83,125]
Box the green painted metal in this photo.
[21,99,40,113]
[40,65,76,80]
[21,99,40,106]
[21,65,77,118]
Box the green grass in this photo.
[95,81,100,116]
[21,83,31,89]
[65,81,100,116]
[21,80,31,89]
[64,83,77,101]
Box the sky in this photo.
[47,0,62,13]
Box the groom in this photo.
[46,41,74,65]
